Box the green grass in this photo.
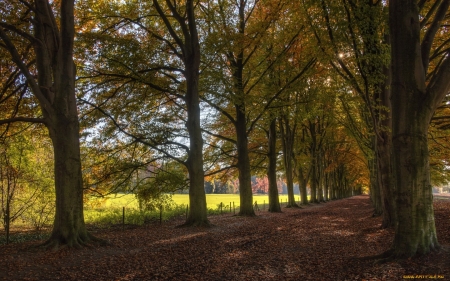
[1,193,303,244]
[83,193,302,226]
[85,193,298,210]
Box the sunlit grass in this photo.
[83,193,302,225]
[85,193,298,209]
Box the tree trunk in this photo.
[46,117,90,247]
[35,0,92,248]
[375,43,396,228]
[388,0,447,257]
[376,135,396,228]
[317,152,325,202]
[235,105,255,216]
[297,166,309,205]
[153,0,209,226]
[310,154,318,203]
[183,55,208,226]
[279,117,298,208]
[369,157,383,216]
[181,0,209,226]
[267,119,281,212]
[323,172,329,201]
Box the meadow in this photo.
[83,193,297,226]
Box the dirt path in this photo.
[1,195,449,280]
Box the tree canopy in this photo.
[1,0,450,258]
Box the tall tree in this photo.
[153,0,208,226]
[77,0,209,226]
[201,0,315,215]
[386,0,450,258]
[267,118,282,212]
[0,0,93,247]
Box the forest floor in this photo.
[1,195,449,281]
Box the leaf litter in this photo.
[0,195,449,281]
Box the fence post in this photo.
[230,202,232,213]
[186,204,189,220]
[160,205,163,225]
[220,202,223,215]
[122,207,125,231]
[233,202,235,215]
[263,200,265,211]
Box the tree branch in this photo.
[0,117,47,126]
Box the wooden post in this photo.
[263,200,265,211]
[186,204,189,220]
[160,205,163,225]
[230,202,232,213]
[122,207,125,231]
[233,202,235,215]
[221,202,223,214]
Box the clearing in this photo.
[1,195,449,280]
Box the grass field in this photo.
[83,193,299,225]
[86,193,297,210]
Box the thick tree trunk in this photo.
[317,153,325,202]
[375,48,396,229]
[369,158,383,216]
[183,55,208,226]
[152,0,208,226]
[32,0,93,248]
[309,155,318,203]
[182,0,209,226]
[377,135,396,228]
[279,117,298,208]
[297,166,309,205]
[46,117,90,247]
[388,0,442,257]
[324,173,329,201]
[267,119,281,212]
[235,105,254,216]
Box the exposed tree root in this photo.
[37,232,110,251]
[363,245,443,265]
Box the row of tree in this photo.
[1,0,450,258]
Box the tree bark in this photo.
[183,49,208,226]
[297,166,309,205]
[235,105,255,216]
[388,0,447,257]
[267,118,281,212]
[279,117,299,208]
[310,154,318,203]
[369,158,383,216]
[46,116,90,247]
[182,0,209,226]
[35,0,91,247]
[153,0,209,226]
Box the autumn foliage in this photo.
[1,196,449,280]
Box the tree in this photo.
[0,0,94,247]
[201,0,315,215]
[153,0,208,226]
[386,0,450,258]
[76,0,209,226]
[267,118,281,212]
